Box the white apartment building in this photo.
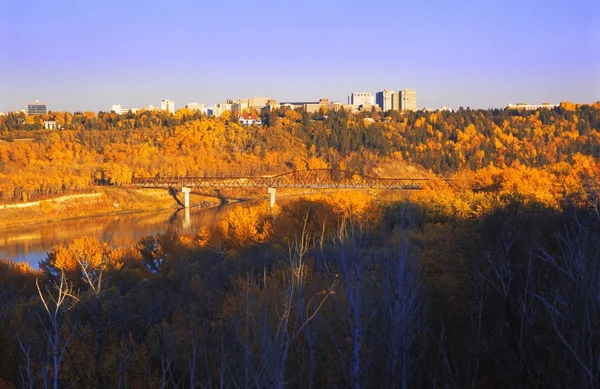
[111,105,139,115]
[213,103,232,117]
[161,99,175,114]
[247,97,272,109]
[400,89,417,111]
[349,92,375,107]
[507,102,557,110]
[186,102,204,111]
[231,101,249,116]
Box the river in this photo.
[0,202,259,268]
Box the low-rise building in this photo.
[304,102,324,113]
[28,100,47,115]
[507,102,557,110]
[280,98,359,114]
[247,97,272,110]
[198,107,213,116]
[263,99,280,111]
[186,102,204,111]
[239,116,262,126]
[161,99,175,114]
[213,103,232,117]
[329,102,359,112]
[358,104,381,112]
[44,120,57,129]
[280,102,305,111]
[231,101,249,115]
[111,105,139,115]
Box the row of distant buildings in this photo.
[111,99,176,115]
[506,102,558,110]
[203,89,419,119]
[10,96,561,120]
[108,90,418,121]
[350,89,417,112]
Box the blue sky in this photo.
[1,0,598,112]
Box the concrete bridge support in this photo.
[182,187,191,208]
[268,187,276,208]
[183,207,191,229]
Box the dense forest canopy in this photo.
[0,103,599,388]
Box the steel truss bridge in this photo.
[131,169,443,190]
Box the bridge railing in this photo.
[130,169,451,190]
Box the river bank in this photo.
[0,187,226,229]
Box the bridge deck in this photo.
[130,169,447,190]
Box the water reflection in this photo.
[0,201,259,268]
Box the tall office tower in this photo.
[161,99,175,114]
[400,89,417,111]
[28,100,47,115]
[376,89,396,111]
[349,92,374,107]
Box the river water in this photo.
[0,202,259,268]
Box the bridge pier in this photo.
[267,187,276,208]
[182,187,191,208]
[183,207,191,229]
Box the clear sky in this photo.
[1,0,599,112]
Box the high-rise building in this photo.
[349,92,374,107]
[376,89,397,111]
[400,89,417,111]
[161,99,175,114]
[28,100,47,115]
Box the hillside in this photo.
[369,155,430,179]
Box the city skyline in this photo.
[1,0,599,113]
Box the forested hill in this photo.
[0,102,599,203]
